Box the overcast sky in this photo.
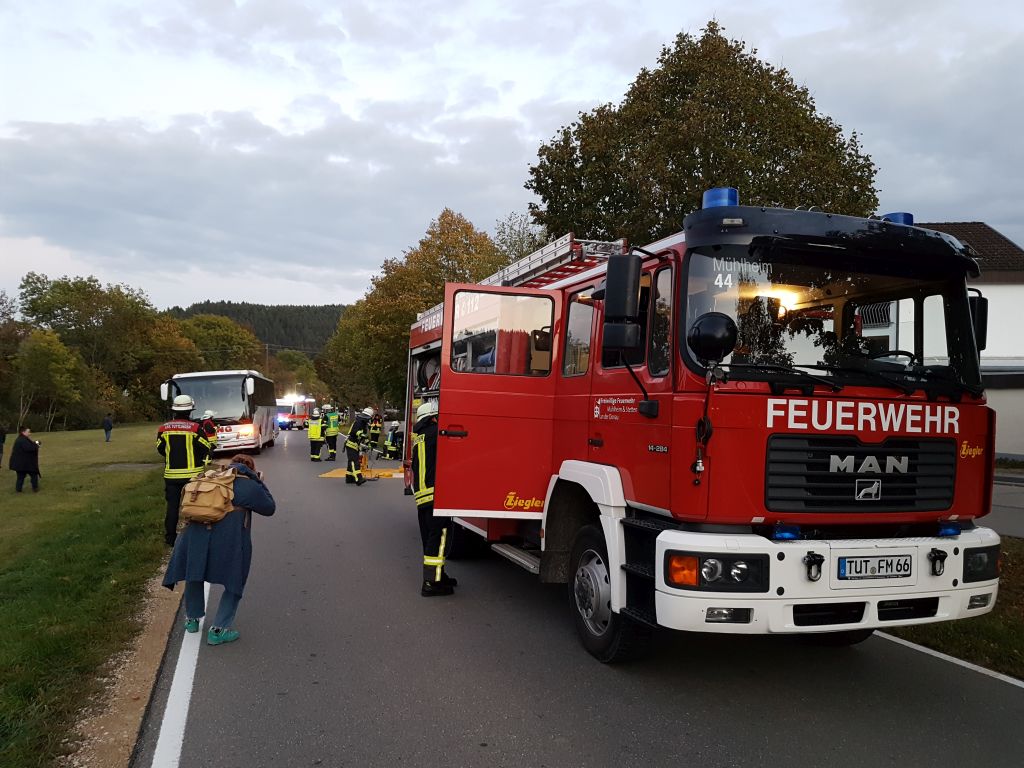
[1,0,1022,310]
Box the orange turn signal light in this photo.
[666,554,699,587]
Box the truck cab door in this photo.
[435,283,562,519]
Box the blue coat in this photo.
[162,463,276,595]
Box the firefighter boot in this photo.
[421,580,454,597]
[441,571,458,587]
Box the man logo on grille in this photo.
[855,479,881,501]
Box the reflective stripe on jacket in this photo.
[411,418,436,508]
[157,419,212,480]
[308,418,323,440]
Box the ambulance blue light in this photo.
[882,211,914,225]
[938,521,962,537]
[772,524,801,541]
[703,187,739,209]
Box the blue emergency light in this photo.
[882,211,915,225]
[772,523,801,541]
[702,187,739,209]
[937,521,962,537]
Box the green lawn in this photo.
[888,535,1024,680]
[0,424,167,768]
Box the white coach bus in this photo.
[160,370,278,454]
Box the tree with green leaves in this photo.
[179,314,263,370]
[526,21,878,244]
[494,211,547,263]
[320,209,509,405]
[12,329,83,429]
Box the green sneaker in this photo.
[184,618,200,633]
[207,627,240,646]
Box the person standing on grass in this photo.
[102,413,114,442]
[0,423,7,469]
[9,426,41,493]
[162,453,276,646]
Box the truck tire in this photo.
[804,628,875,647]
[568,525,651,663]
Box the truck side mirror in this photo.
[160,382,169,401]
[245,377,256,396]
[687,312,738,365]
[968,293,988,352]
[602,253,642,352]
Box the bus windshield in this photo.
[683,244,981,389]
[174,376,249,421]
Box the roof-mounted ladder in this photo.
[415,233,626,325]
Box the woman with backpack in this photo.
[162,454,276,646]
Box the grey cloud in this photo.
[0,106,542,303]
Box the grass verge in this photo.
[0,424,166,768]
[888,535,1024,680]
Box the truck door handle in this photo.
[588,437,604,447]
[440,429,468,438]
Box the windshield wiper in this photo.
[802,364,915,395]
[720,363,843,393]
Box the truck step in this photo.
[490,543,540,574]
[621,516,679,535]
[620,606,658,628]
[621,562,655,580]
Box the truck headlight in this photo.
[664,552,770,593]
[963,545,1000,583]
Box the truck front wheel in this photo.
[568,525,651,663]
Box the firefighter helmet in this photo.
[391,421,399,429]
[322,403,333,411]
[171,395,195,412]
[361,407,374,418]
[202,410,214,419]
[415,401,438,423]
[312,408,321,418]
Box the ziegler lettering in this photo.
[504,492,543,512]
[766,398,960,435]
[959,441,984,459]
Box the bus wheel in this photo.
[568,525,651,663]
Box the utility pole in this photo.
[265,343,269,371]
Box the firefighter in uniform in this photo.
[157,395,213,546]
[382,421,403,460]
[308,408,324,461]
[412,400,456,596]
[345,407,372,485]
[198,409,218,462]
[323,404,340,461]
[368,411,383,450]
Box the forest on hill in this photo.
[168,300,345,353]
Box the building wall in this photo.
[987,389,1024,458]
[978,284,1024,363]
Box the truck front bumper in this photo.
[653,527,1000,634]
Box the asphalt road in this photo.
[134,431,1024,768]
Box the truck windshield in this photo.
[683,244,981,389]
[174,377,249,421]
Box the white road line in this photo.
[151,583,210,768]
[877,632,1024,690]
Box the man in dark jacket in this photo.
[0,424,7,469]
[412,401,456,596]
[9,425,41,492]
[102,413,114,442]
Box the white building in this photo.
[921,222,1024,458]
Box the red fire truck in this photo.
[405,188,1000,662]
